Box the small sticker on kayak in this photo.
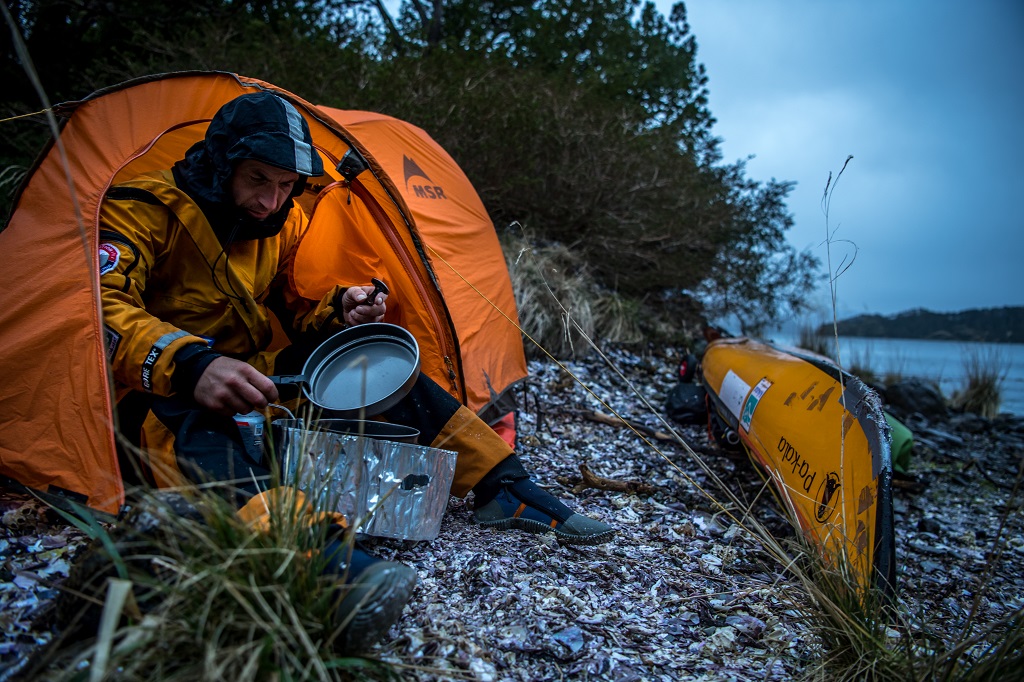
[719,370,751,420]
[98,243,120,275]
[740,378,773,431]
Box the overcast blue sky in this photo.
[662,0,1024,320]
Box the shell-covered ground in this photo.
[2,346,1022,681]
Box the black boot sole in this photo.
[476,516,616,545]
[335,563,417,653]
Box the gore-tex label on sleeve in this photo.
[104,326,122,362]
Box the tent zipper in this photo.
[349,180,465,402]
[444,356,457,393]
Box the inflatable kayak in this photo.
[701,337,896,595]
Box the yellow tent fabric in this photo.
[0,72,526,515]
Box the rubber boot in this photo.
[471,455,616,545]
[322,533,417,653]
[430,405,515,497]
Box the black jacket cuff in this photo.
[171,343,222,398]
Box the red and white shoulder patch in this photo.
[98,243,120,275]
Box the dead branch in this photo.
[575,409,685,446]
[559,462,658,496]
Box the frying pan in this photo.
[267,323,420,418]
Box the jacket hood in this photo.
[172,91,324,241]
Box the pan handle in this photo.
[266,375,309,388]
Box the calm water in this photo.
[769,336,1024,417]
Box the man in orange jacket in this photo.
[99,91,614,651]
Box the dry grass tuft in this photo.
[502,232,641,359]
[797,322,833,359]
[951,345,1008,418]
[776,533,910,681]
[845,344,881,387]
[592,291,644,346]
[771,522,1024,682]
[43,484,400,682]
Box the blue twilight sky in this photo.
[662,0,1024,320]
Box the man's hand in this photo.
[339,285,387,326]
[193,356,279,415]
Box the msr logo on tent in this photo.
[403,155,447,200]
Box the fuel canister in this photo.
[234,410,265,464]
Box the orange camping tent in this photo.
[0,71,527,516]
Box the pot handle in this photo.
[267,403,296,420]
[266,375,309,388]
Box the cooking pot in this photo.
[270,418,420,447]
[267,323,420,418]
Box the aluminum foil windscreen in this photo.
[276,423,457,541]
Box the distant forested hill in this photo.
[819,307,1024,343]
